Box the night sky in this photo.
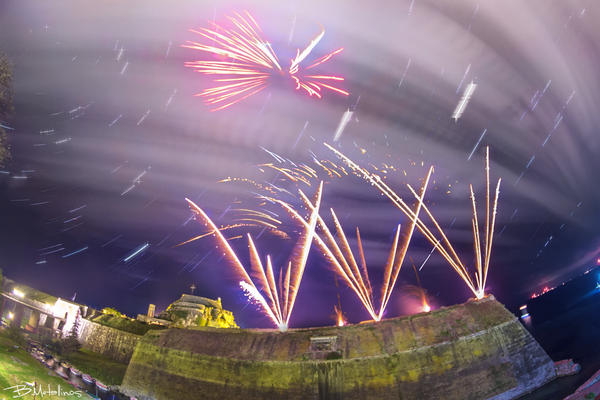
[1,0,599,329]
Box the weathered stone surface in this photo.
[137,315,172,327]
[555,359,581,377]
[121,296,557,400]
[78,318,140,364]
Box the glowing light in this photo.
[531,286,551,299]
[185,181,323,332]
[333,109,354,141]
[123,243,149,262]
[8,312,13,319]
[452,80,477,121]
[258,166,430,322]
[405,259,431,314]
[61,246,89,258]
[325,143,501,301]
[12,289,24,298]
[183,11,347,111]
[333,305,347,327]
[519,304,529,318]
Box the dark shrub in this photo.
[325,351,343,360]
[6,326,26,346]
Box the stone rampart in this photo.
[121,296,556,400]
[78,318,141,364]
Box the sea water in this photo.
[510,267,600,399]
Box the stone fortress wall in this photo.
[78,318,141,364]
[77,293,238,364]
[0,277,559,399]
[120,296,557,400]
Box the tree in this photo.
[61,309,82,359]
[6,325,25,347]
[67,308,82,339]
[0,49,15,166]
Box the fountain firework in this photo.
[256,165,430,322]
[325,144,501,300]
[183,143,498,327]
[185,181,323,332]
[308,167,432,321]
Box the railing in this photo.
[1,292,54,315]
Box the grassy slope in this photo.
[92,314,166,335]
[68,348,128,386]
[36,335,129,386]
[0,331,85,399]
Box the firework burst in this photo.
[183,11,348,111]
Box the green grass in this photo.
[0,329,84,399]
[67,348,128,386]
[92,314,166,335]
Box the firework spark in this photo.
[402,285,430,313]
[332,275,347,326]
[333,305,347,327]
[180,150,348,243]
[404,258,430,313]
[185,181,323,332]
[172,217,289,250]
[314,167,432,321]
[183,11,348,111]
[325,143,501,300]
[256,166,431,322]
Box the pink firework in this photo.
[183,11,348,111]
